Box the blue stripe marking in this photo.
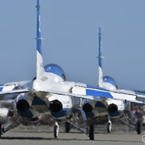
[94,98,102,101]
[37,0,42,55]
[18,109,33,118]
[86,89,113,98]
[51,108,71,118]
[135,91,145,96]
[98,27,102,68]
[109,110,123,117]
[0,87,3,92]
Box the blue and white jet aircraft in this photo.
[0,0,145,140]
[97,27,145,134]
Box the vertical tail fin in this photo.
[36,0,44,79]
[98,27,103,87]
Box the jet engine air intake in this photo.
[50,100,63,113]
[108,103,118,113]
[83,103,93,113]
[16,99,30,112]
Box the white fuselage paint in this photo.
[36,51,44,79]
[30,71,109,120]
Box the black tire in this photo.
[136,121,141,134]
[65,122,70,133]
[89,125,94,140]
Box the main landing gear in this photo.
[0,118,24,138]
[54,122,59,138]
[65,122,70,133]
[107,120,112,133]
[89,125,94,140]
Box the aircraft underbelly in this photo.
[51,108,72,120]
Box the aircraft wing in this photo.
[0,81,30,100]
[0,89,29,95]
[0,87,29,101]
[0,84,144,104]
[39,86,145,104]
[84,87,145,103]
[39,90,102,101]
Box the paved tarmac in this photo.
[0,128,144,145]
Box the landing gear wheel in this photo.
[89,125,94,140]
[107,121,112,133]
[54,122,59,138]
[136,121,141,134]
[65,122,70,133]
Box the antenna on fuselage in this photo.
[36,0,44,79]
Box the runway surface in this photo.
[0,125,144,145]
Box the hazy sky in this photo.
[0,0,145,91]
